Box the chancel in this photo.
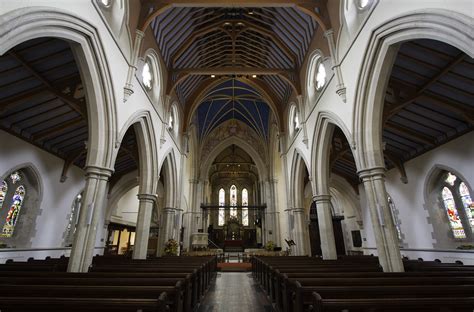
[0,0,473,311]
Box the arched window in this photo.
[2,184,26,237]
[230,185,237,218]
[64,193,82,246]
[387,195,402,241]
[438,171,473,239]
[142,57,153,90]
[0,180,8,209]
[242,188,249,226]
[99,0,112,7]
[315,61,326,91]
[218,188,225,226]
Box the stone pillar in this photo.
[313,194,337,259]
[68,165,113,272]
[292,208,308,256]
[359,167,404,272]
[157,207,177,256]
[133,193,157,259]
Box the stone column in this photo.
[292,207,308,256]
[359,167,404,272]
[68,165,113,272]
[133,193,157,259]
[313,194,337,259]
[157,207,177,256]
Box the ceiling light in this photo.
[237,22,244,26]
[252,74,257,78]
[211,74,216,78]
[248,11,254,15]
[224,22,231,26]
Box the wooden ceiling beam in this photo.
[385,53,467,121]
[8,51,86,118]
[174,67,290,75]
[32,117,84,141]
[0,87,48,113]
[385,121,436,146]
[389,78,474,124]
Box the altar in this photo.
[224,239,244,252]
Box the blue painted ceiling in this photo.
[196,79,270,140]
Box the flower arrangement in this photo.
[164,238,179,256]
[265,240,275,251]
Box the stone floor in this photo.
[197,272,273,312]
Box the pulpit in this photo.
[191,232,209,250]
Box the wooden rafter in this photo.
[384,53,466,122]
[8,51,86,117]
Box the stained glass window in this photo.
[242,188,249,226]
[0,181,7,209]
[459,182,474,229]
[230,185,237,218]
[1,185,26,237]
[387,195,402,241]
[441,186,466,239]
[445,172,457,186]
[10,172,21,184]
[218,188,225,226]
[65,193,82,245]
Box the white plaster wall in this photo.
[361,132,474,263]
[0,130,85,262]
[110,185,139,226]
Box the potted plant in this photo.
[164,238,179,256]
[265,240,275,252]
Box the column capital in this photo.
[313,194,331,203]
[137,193,157,202]
[292,207,305,213]
[135,29,145,39]
[358,166,386,180]
[323,28,335,39]
[84,165,114,179]
[164,207,177,213]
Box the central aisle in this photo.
[198,272,273,312]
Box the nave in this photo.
[0,1,473,311]
[197,272,272,312]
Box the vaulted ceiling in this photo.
[146,3,319,135]
[195,79,270,141]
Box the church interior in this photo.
[0,0,473,311]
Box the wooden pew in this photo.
[0,283,184,312]
[310,292,474,312]
[0,292,169,312]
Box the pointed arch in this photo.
[311,110,356,196]
[353,10,473,171]
[159,148,178,208]
[200,136,268,181]
[115,110,159,196]
[0,7,117,170]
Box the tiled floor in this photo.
[198,272,273,312]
